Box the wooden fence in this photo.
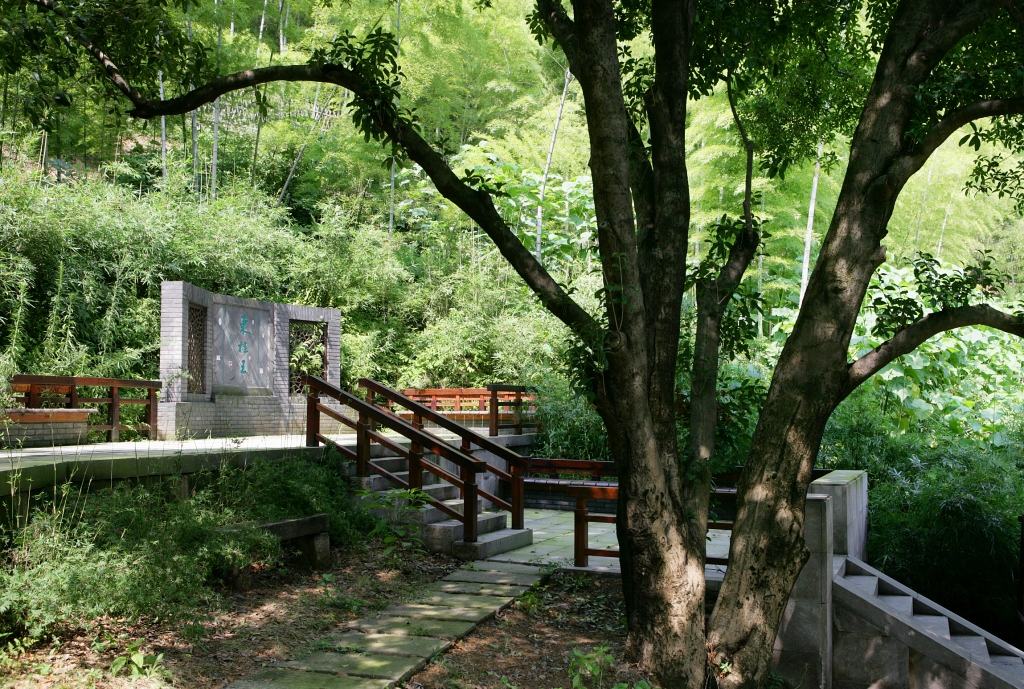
[10,375,161,441]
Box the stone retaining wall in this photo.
[1,409,95,448]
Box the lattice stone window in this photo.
[289,320,327,393]
[187,304,207,394]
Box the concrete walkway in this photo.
[486,508,731,579]
[226,561,545,689]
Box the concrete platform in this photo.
[0,432,465,496]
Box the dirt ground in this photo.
[2,544,459,689]
[408,571,655,689]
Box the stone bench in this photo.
[221,513,331,589]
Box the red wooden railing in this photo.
[10,375,161,441]
[360,379,530,530]
[487,384,536,436]
[303,375,498,542]
[567,483,736,567]
[535,458,832,568]
[385,386,537,436]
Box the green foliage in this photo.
[0,453,371,643]
[569,645,614,689]
[822,388,1024,642]
[110,639,167,680]
[531,378,612,463]
[869,253,1009,337]
[355,486,427,556]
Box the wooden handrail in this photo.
[10,374,161,441]
[303,375,486,542]
[359,378,529,529]
[486,384,538,436]
[11,374,161,389]
[565,484,733,568]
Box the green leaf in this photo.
[110,657,127,676]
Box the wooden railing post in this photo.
[69,383,79,409]
[356,412,370,478]
[514,390,523,435]
[306,384,320,447]
[409,412,423,490]
[146,387,158,440]
[464,472,479,543]
[28,383,39,408]
[489,388,499,436]
[109,385,120,442]
[574,496,589,567]
[511,462,524,530]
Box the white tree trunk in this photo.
[388,0,402,239]
[912,160,935,257]
[936,191,953,259]
[159,70,167,185]
[798,140,823,307]
[535,68,571,264]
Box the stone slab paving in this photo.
[223,561,544,689]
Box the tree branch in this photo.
[535,0,581,76]
[27,0,146,104]
[846,304,1024,391]
[901,97,1024,176]
[39,0,598,338]
[132,64,337,117]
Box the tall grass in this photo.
[0,453,372,642]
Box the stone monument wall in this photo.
[158,281,345,439]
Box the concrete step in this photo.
[370,455,408,473]
[845,575,879,596]
[422,512,508,552]
[414,499,466,525]
[373,481,459,503]
[912,614,950,638]
[362,471,440,493]
[990,655,1024,682]
[951,635,991,664]
[877,595,913,616]
[452,528,533,560]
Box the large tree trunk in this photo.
[544,1,706,686]
[706,3,1006,686]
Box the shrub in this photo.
[530,379,612,462]
[822,390,1024,643]
[867,453,1024,643]
[0,452,372,642]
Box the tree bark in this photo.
[707,3,1020,687]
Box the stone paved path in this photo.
[225,561,544,689]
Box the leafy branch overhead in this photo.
[870,252,1010,338]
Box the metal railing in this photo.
[10,374,161,441]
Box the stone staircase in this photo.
[350,444,532,560]
[834,556,1024,688]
